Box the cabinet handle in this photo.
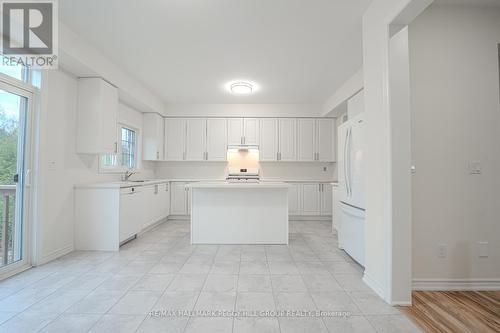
[114,142,118,154]
[156,151,159,159]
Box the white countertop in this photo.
[75,179,337,189]
[188,181,289,189]
[75,179,171,189]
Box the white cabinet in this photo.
[260,118,279,161]
[297,119,316,161]
[227,118,244,145]
[301,184,321,215]
[287,182,332,217]
[119,186,146,242]
[227,118,260,145]
[288,183,302,215]
[165,118,186,161]
[316,119,336,162]
[206,118,227,161]
[170,182,189,215]
[243,118,260,145]
[278,118,297,161]
[320,183,333,215]
[143,113,164,161]
[332,184,339,231]
[76,78,118,154]
[185,118,207,161]
[297,118,335,162]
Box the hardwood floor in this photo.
[399,291,500,333]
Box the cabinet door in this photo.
[332,185,339,231]
[185,118,207,161]
[164,118,186,161]
[141,185,157,228]
[101,81,119,153]
[207,118,227,161]
[297,119,316,161]
[161,182,170,219]
[227,118,244,145]
[288,183,302,215]
[301,184,321,216]
[317,118,335,162]
[243,118,259,145]
[278,118,297,161]
[76,78,118,154]
[320,184,333,216]
[170,182,188,215]
[143,113,164,160]
[259,118,278,161]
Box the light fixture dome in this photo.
[230,82,253,95]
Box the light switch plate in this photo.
[478,242,489,258]
[438,243,447,258]
[468,161,482,175]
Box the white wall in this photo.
[155,162,336,182]
[164,104,324,117]
[409,4,500,285]
[361,0,431,304]
[35,69,154,265]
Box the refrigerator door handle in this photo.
[347,127,352,198]
[343,128,349,197]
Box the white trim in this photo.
[0,263,31,281]
[391,301,412,306]
[363,271,387,300]
[36,244,74,266]
[412,279,500,291]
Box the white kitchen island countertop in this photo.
[188,181,289,189]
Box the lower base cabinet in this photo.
[75,181,170,251]
[287,182,333,217]
[170,182,191,215]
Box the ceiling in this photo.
[60,0,371,104]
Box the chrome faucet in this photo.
[122,169,136,181]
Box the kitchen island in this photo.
[188,182,289,244]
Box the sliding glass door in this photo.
[0,81,32,273]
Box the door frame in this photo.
[0,74,36,280]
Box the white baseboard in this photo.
[36,244,74,266]
[413,278,500,291]
[167,215,190,221]
[362,271,387,300]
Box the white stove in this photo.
[226,168,260,182]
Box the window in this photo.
[0,55,41,88]
[99,125,139,172]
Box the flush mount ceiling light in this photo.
[230,82,253,94]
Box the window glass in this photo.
[99,125,138,172]
[121,127,136,169]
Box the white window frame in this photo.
[99,123,141,173]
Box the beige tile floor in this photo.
[0,220,421,332]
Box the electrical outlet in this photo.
[478,242,489,258]
[468,161,482,175]
[438,243,447,258]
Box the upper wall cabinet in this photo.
[143,113,164,161]
[164,118,186,161]
[185,118,207,161]
[260,118,279,161]
[227,118,243,145]
[76,78,118,154]
[316,119,336,162]
[165,118,227,161]
[227,118,260,145]
[278,118,297,161]
[207,118,227,161]
[297,118,336,162]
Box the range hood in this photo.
[227,145,259,152]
